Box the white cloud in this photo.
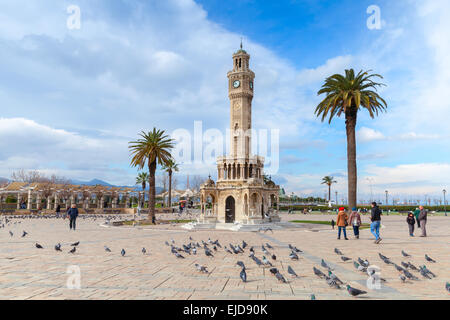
[296,55,353,86]
[357,127,386,142]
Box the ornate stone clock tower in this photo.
[197,44,280,228]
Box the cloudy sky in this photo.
[1,0,449,202]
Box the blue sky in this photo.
[1,0,449,203]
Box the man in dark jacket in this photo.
[370,202,382,244]
[67,204,79,230]
[418,205,427,237]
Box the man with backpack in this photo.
[370,202,382,244]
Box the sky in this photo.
[1,0,449,203]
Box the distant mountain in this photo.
[69,178,163,194]
[0,177,9,184]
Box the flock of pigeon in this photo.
[2,215,449,299]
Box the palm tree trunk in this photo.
[148,161,157,224]
[345,112,358,209]
[168,170,172,209]
[328,185,331,202]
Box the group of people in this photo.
[333,202,429,243]
[406,205,428,237]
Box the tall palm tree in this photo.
[162,158,179,208]
[135,172,149,208]
[316,69,387,209]
[129,128,174,223]
[321,176,337,203]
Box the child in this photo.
[406,212,415,237]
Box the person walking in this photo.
[336,207,349,240]
[348,207,361,239]
[413,207,421,228]
[406,212,415,237]
[370,202,382,244]
[67,204,79,231]
[55,204,61,218]
[418,205,427,237]
[331,219,335,230]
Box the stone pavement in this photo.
[0,213,448,300]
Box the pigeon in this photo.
[275,272,287,283]
[326,276,341,289]
[401,261,410,269]
[334,248,343,255]
[419,268,432,279]
[262,245,269,255]
[403,269,419,281]
[271,254,276,261]
[236,261,246,270]
[401,250,411,257]
[321,259,333,270]
[379,253,393,265]
[346,285,367,297]
[69,247,76,254]
[249,246,254,254]
[104,246,111,252]
[420,265,436,278]
[262,256,272,267]
[9,231,13,237]
[251,255,263,266]
[394,264,405,272]
[204,248,214,257]
[225,247,232,254]
[289,251,299,260]
[425,254,436,263]
[341,256,352,262]
[35,243,43,249]
[313,267,326,279]
[328,271,344,285]
[289,244,302,253]
[192,247,197,255]
[22,231,28,237]
[407,262,418,271]
[242,240,247,249]
[55,243,62,251]
[173,252,184,259]
[269,268,279,275]
[399,274,407,282]
[213,246,217,251]
[266,243,274,249]
[165,241,170,246]
[142,247,147,255]
[240,268,247,282]
[353,261,367,273]
[121,249,126,257]
[71,241,80,247]
[446,282,450,292]
[195,264,208,273]
[358,258,369,268]
[287,266,298,277]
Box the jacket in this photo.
[418,209,427,221]
[413,209,420,219]
[371,206,382,222]
[336,211,348,227]
[67,207,79,218]
[406,213,415,225]
[348,211,361,226]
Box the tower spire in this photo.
[240,37,243,50]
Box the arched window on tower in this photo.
[239,58,241,68]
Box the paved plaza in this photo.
[0,213,449,300]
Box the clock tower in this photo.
[227,43,255,158]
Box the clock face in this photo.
[233,80,240,88]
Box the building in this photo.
[198,44,280,225]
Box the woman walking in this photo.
[336,207,349,240]
[348,207,361,239]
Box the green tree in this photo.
[135,172,149,207]
[316,69,387,209]
[162,158,179,208]
[129,128,174,223]
[321,176,337,202]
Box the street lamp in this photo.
[335,191,338,206]
[385,190,388,206]
[443,189,447,216]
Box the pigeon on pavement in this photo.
[401,250,411,257]
[35,243,43,249]
[55,243,62,251]
[195,264,208,273]
[121,249,126,257]
[341,256,352,262]
[313,267,327,279]
[287,266,298,277]
[334,248,343,255]
[240,268,247,282]
[346,285,367,297]
[69,247,76,254]
[425,254,436,263]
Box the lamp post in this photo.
[335,191,338,206]
[443,189,447,217]
[385,190,388,206]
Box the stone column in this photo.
[17,193,21,210]
[126,193,130,208]
[47,195,51,210]
[27,190,32,210]
[100,196,104,209]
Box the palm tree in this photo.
[316,69,387,209]
[135,172,149,208]
[321,176,337,203]
[129,128,174,223]
[162,158,179,209]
